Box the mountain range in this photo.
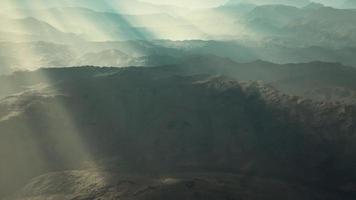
[1,4,356,73]
[1,1,356,200]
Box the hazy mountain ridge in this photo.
[0,16,81,43]
[4,5,356,44]
[1,4,356,73]
[2,57,356,103]
[244,4,356,47]
[2,4,356,73]
[5,7,202,41]
[2,39,356,75]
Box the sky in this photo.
[1,0,228,9]
[139,0,228,8]
[1,0,355,11]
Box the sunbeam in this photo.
[0,1,112,197]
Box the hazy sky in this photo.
[134,0,356,9]
[139,0,227,8]
[1,0,355,10]
[1,0,228,9]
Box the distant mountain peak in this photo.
[303,2,325,10]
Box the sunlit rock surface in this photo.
[7,170,346,200]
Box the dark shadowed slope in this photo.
[0,65,356,199]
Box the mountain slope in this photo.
[1,66,356,199]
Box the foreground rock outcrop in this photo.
[7,170,349,200]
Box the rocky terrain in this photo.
[6,170,349,200]
[0,64,356,199]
